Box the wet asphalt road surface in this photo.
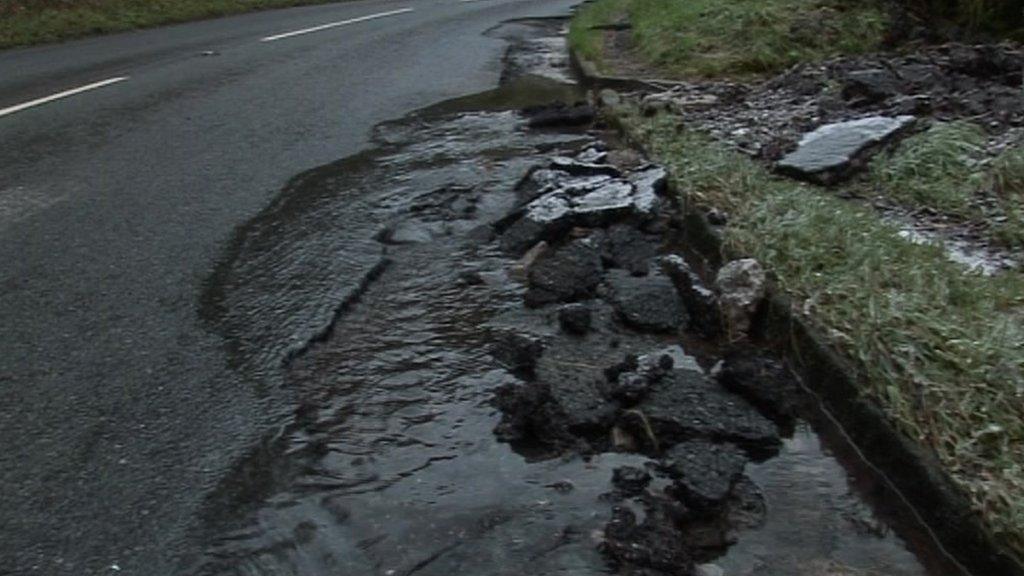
[0,1,577,573]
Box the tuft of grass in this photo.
[569,0,887,78]
[568,0,629,66]
[0,0,349,49]
[619,107,1024,557]
[869,122,987,214]
[864,122,1024,248]
[987,146,1024,247]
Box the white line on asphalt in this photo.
[260,8,415,42]
[0,77,129,119]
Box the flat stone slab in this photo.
[636,368,780,459]
[776,115,915,184]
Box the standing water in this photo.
[189,18,968,576]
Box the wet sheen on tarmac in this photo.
[189,75,956,575]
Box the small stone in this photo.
[610,426,637,451]
[601,505,694,575]
[510,241,549,280]
[696,564,725,576]
[550,156,621,178]
[640,92,675,116]
[633,368,781,458]
[840,68,899,104]
[660,440,748,514]
[598,89,622,108]
[558,303,593,335]
[490,333,544,376]
[660,255,721,337]
[456,270,485,286]
[546,480,575,493]
[525,238,604,307]
[575,146,608,165]
[714,259,766,339]
[610,372,652,405]
[612,466,651,496]
[602,224,660,275]
[706,208,728,225]
[715,349,800,425]
[604,269,686,333]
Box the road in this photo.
[0,0,577,573]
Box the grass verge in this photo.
[615,106,1024,557]
[863,122,1024,248]
[569,0,887,78]
[0,0,346,49]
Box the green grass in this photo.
[864,122,1024,248]
[0,0,347,49]
[569,0,887,78]
[616,106,1024,557]
[567,0,628,66]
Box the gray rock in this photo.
[611,465,652,497]
[696,564,725,576]
[633,368,780,458]
[499,178,657,254]
[525,238,604,307]
[725,475,766,530]
[602,505,695,575]
[514,167,574,202]
[603,224,660,275]
[638,345,702,374]
[490,332,544,376]
[841,68,900,104]
[598,88,622,109]
[376,220,437,245]
[626,165,666,215]
[575,146,609,165]
[660,440,747,513]
[604,269,686,333]
[550,156,621,178]
[493,373,614,449]
[557,303,592,335]
[776,115,915,184]
[640,92,675,116]
[714,258,766,339]
[526,104,596,129]
[510,240,549,280]
[716,349,800,425]
[659,255,721,336]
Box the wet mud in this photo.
[190,17,970,576]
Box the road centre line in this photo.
[260,8,415,42]
[0,77,129,119]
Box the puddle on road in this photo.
[190,17,965,576]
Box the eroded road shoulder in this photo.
[191,18,963,576]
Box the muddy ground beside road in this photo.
[188,18,968,576]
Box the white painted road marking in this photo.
[260,8,415,42]
[0,77,128,119]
